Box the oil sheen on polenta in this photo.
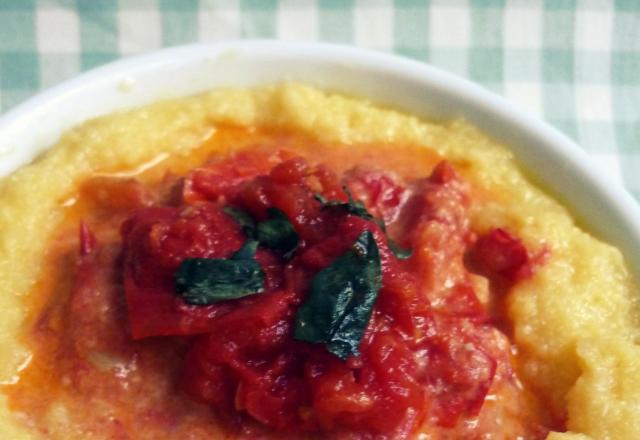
[0,83,639,439]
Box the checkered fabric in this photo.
[0,0,638,199]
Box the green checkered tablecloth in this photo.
[0,0,638,199]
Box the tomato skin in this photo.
[269,157,309,184]
[181,291,312,432]
[345,167,408,224]
[121,204,246,338]
[122,268,230,339]
[118,154,541,437]
[183,149,283,204]
[467,228,532,284]
[423,325,498,427]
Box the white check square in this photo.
[199,0,241,41]
[575,8,612,51]
[503,4,542,49]
[429,4,470,48]
[278,0,318,41]
[354,0,393,50]
[36,6,80,53]
[576,84,612,122]
[504,82,543,117]
[118,9,161,55]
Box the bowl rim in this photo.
[0,39,638,275]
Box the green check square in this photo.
[81,52,118,70]
[0,11,36,51]
[469,48,503,82]
[542,49,573,82]
[394,7,428,49]
[612,52,640,85]
[0,0,34,10]
[319,8,353,43]
[613,12,640,51]
[241,0,276,11]
[615,121,640,154]
[2,90,35,111]
[615,0,640,12]
[116,0,156,9]
[162,10,198,46]
[319,0,354,9]
[1,52,39,89]
[542,10,574,48]
[543,0,576,10]
[549,119,578,141]
[78,10,118,52]
[471,7,503,47]
[395,47,428,62]
[469,0,506,7]
[240,0,277,38]
[76,0,117,11]
[159,0,198,11]
[394,0,427,7]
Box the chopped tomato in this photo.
[424,326,497,427]
[467,228,532,284]
[345,167,408,224]
[121,204,245,338]
[10,131,553,440]
[115,155,545,436]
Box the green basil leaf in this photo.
[231,239,259,260]
[223,206,257,238]
[315,187,412,261]
[388,238,412,260]
[315,186,373,221]
[343,187,374,220]
[224,206,299,259]
[175,245,264,305]
[313,193,329,205]
[294,230,382,359]
[256,208,299,258]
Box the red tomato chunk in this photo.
[116,152,545,438]
[468,229,528,280]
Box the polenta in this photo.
[0,84,638,439]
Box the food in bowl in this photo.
[0,83,638,439]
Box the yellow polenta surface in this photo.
[0,83,638,439]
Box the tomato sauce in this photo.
[5,126,557,439]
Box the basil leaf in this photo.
[343,187,374,220]
[231,239,259,260]
[223,206,257,238]
[175,243,264,305]
[388,239,412,260]
[294,231,382,360]
[256,208,299,259]
[315,187,412,261]
[315,186,373,221]
[313,193,329,205]
[225,206,299,259]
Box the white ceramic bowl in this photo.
[1,40,638,277]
